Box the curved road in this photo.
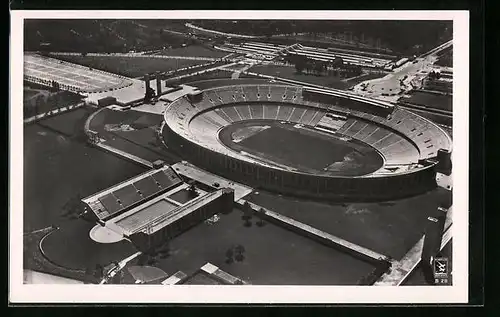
[351,40,453,103]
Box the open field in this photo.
[185,78,274,90]
[399,91,452,113]
[150,207,376,285]
[154,45,228,58]
[245,187,451,260]
[168,69,234,86]
[24,90,84,120]
[249,65,350,89]
[54,55,209,78]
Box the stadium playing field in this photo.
[220,121,383,176]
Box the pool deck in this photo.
[172,161,254,201]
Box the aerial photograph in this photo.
[21,18,454,287]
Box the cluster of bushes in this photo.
[283,54,363,78]
[23,89,84,119]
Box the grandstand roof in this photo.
[82,165,183,221]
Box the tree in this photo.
[333,56,344,68]
[158,241,171,259]
[225,248,234,264]
[314,61,324,76]
[235,253,245,262]
[94,264,104,279]
[241,202,253,227]
[61,193,84,219]
[234,244,245,262]
[234,244,245,254]
[256,208,267,227]
[294,60,304,74]
[34,95,44,117]
[256,217,266,227]
[242,202,253,221]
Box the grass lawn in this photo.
[56,55,209,78]
[155,45,228,58]
[24,111,147,232]
[24,90,84,119]
[249,65,350,90]
[246,187,452,260]
[400,91,452,112]
[149,207,375,285]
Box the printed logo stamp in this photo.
[433,257,450,285]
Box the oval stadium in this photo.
[162,82,452,201]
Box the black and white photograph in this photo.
[10,10,470,303]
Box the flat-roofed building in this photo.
[82,164,235,252]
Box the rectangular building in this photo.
[82,165,235,252]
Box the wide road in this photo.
[351,40,453,103]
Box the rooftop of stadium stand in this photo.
[82,165,184,221]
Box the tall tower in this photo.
[156,72,162,96]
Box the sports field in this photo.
[25,54,131,91]
[56,55,210,78]
[220,122,383,176]
[39,220,137,271]
[249,65,350,89]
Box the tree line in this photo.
[23,88,84,119]
[194,20,452,56]
[283,54,363,78]
[24,19,199,53]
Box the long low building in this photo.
[217,41,392,68]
